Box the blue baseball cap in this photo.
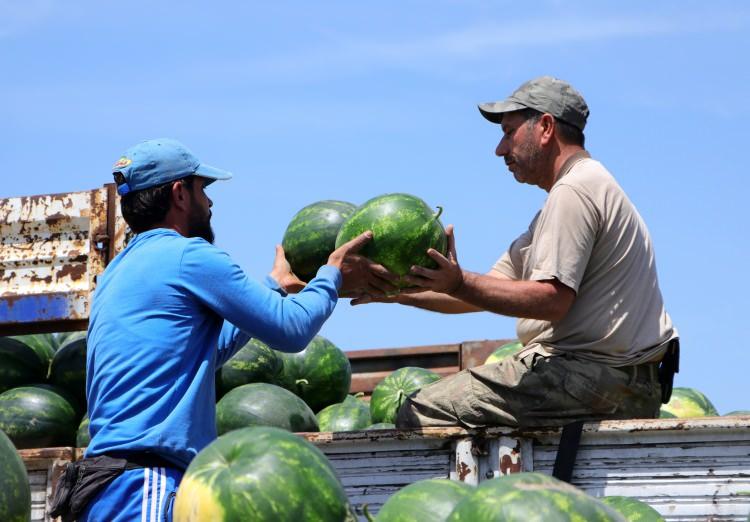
[112,138,232,196]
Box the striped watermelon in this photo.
[0,428,30,522]
[334,193,447,287]
[724,410,750,416]
[316,394,371,432]
[218,338,283,397]
[659,387,718,418]
[49,336,87,407]
[174,426,355,521]
[375,478,473,522]
[446,472,625,521]
[0,337,50,393]
[282,200,357,282]
[216,383,319,434]
[600,496,664,521]
[370,367,441,424]
[279,336,351,413]
[76,414,91,448]
[0,385,78,449]
[483,340,524,365]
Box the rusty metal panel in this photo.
[0,187,119,334]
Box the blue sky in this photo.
[2,1,748,413]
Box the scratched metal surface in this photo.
[0,188,112,333]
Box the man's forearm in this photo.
[396,290,482,314]
[451,271,574,321]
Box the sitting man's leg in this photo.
[396,352,661,429]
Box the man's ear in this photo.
[170,180,190,212]
[539,113,556,146]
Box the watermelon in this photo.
[446,472,625,521]
[0,337,50,393]
[174,426,355,521]
[659,387,719,418]
[375,478,473,522]
[370,367,441,424]
[724,410,750,416]
[366,422,396,430]
[218,338,283,397]
[76,414,91,448]
[600,496,665,521]
[216,383,318,434]
[334,193,447,287]
[282,200,357,282]
[484,340,524,365]
[0,428,30,522]
[279,336,351,413]
[49,336,87,406]
[317,394,371,432]
[0,385,78,449]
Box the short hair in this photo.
[517,108,585,147]
[118,175,196,233]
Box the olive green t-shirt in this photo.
[493,155,676,366]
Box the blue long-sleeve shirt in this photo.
[85,228,341,468]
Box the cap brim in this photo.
[195,163,233,183]
[478,100,527,123]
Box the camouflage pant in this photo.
[395,352,662,429]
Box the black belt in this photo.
[50,452,182,522]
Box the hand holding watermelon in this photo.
[268,244,306,294]
[338,254,400,297]
[403,225,465,295]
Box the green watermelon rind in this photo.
[484,340,524,365]
[279,336,351,413]
[376,478,473,522]
[49,337,88,406]
[370,367,441,424]
[446,472,626,522]
[659,387,719,418]
[282,200,357,282]
[219,338,284,396]
[600,495,665,521]
[216,382,319,434]
[0,385,78,449]
[0,428,31,522]
[0,337,50,393]
[174,426,353,521]
[334,193,447,281]
[316,395,372,432]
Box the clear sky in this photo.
[2,1,748,414]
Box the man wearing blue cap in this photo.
[50,138,387,521]
[354,77,679,432]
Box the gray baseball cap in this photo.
[478,76,589,131]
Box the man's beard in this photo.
[188,208,215,244]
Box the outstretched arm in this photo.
[403,225,575,321]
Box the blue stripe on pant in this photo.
[80,466,183,522]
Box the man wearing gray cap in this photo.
[356,76,679,430]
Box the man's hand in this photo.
[339,254,399,297]
[327,231,398,297]
[268,245,306,294]
[402,225,464,295]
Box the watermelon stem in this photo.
[362,504,375,522]
[295,378,309,386]
[432,205,443,221]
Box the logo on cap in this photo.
[113,157,132,170]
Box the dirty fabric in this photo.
[396,352,661,429]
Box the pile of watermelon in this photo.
[0,332,88,450]
[365,473,665,522]
[282,193,447,289]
